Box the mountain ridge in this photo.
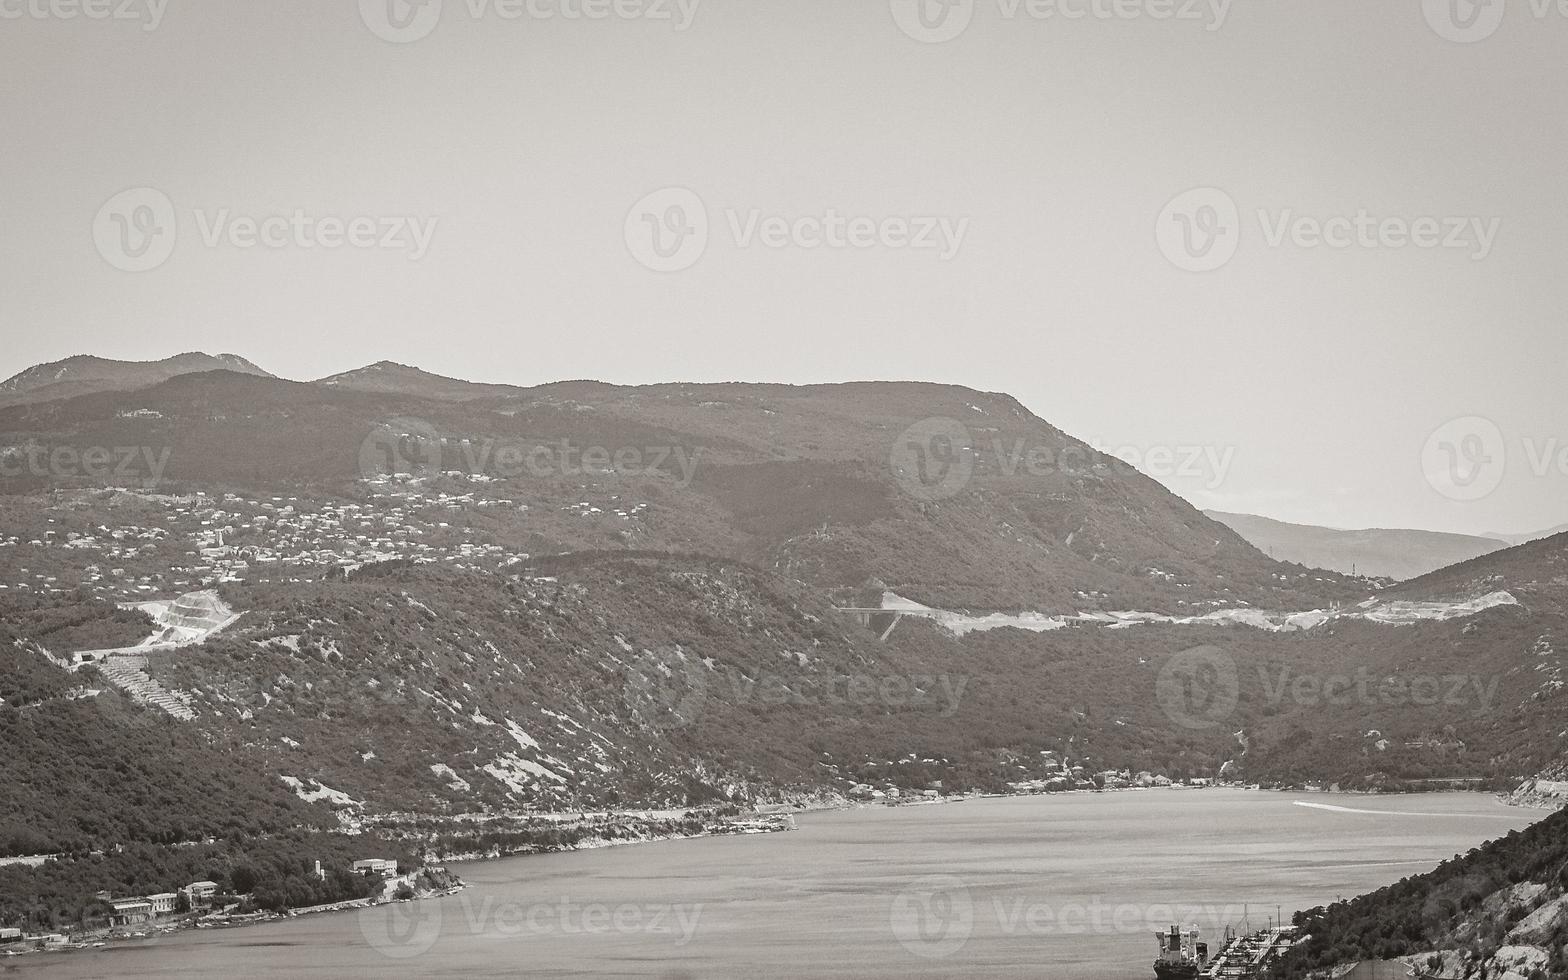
[0,352,273,408]
[314,360,527,401]
[0,366,1363,614]
[1207,510,1508,580]
[1486,522,1568,547]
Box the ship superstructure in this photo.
[1153,924,1209,979]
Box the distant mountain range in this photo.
[1208,510,1568,581]
[1206,510,1507,580]
[1485,523,1568,547]
[0,352,272,408]
[0,354,532,409]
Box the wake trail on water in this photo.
[1292,801,1512,818]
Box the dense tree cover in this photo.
[1268,806,1568,979]
[0,694,329,857]
[0,641,77,708]
[1,593,153,657]
[5,556,1552,863]
[0,595,156,707]
[0,607,431,926]
[0,601,340,859]
[205,560,1178,805]
[92,556,1558,825]
[0,832,414,930]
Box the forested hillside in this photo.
[3,368,1564,946]
[1270,807,1568,979]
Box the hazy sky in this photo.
[2,0,1564,537]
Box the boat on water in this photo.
[1153,925,1209,979]
[1154,923,1301,979]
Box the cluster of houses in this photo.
[839,750,1224,801]
[847,751,1219,799]
[1007,768,1214,794]
[105,881,218,926]
[846,784,919,801]
[4,861,394,946]
[0,926,68,949]
[193,485,535,585]
[1007,753,1218,794]
[4,515,171,596]
[99,860,400,928]
[8,469,665,607]
[7,483,545,603]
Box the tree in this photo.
[230,864,259,895]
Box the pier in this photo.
[1204,926,1300,978]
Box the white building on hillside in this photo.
[353,859,398,880]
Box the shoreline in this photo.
[0,809,799,960]
[434,810,800,865]
[1,872,468,960]
[4,786,1555,960]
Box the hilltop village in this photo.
[0,474,603,600]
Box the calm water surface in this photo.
[6,791,1545,979]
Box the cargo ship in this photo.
[1154,923,1300,979]
[1153,924,1208,978]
